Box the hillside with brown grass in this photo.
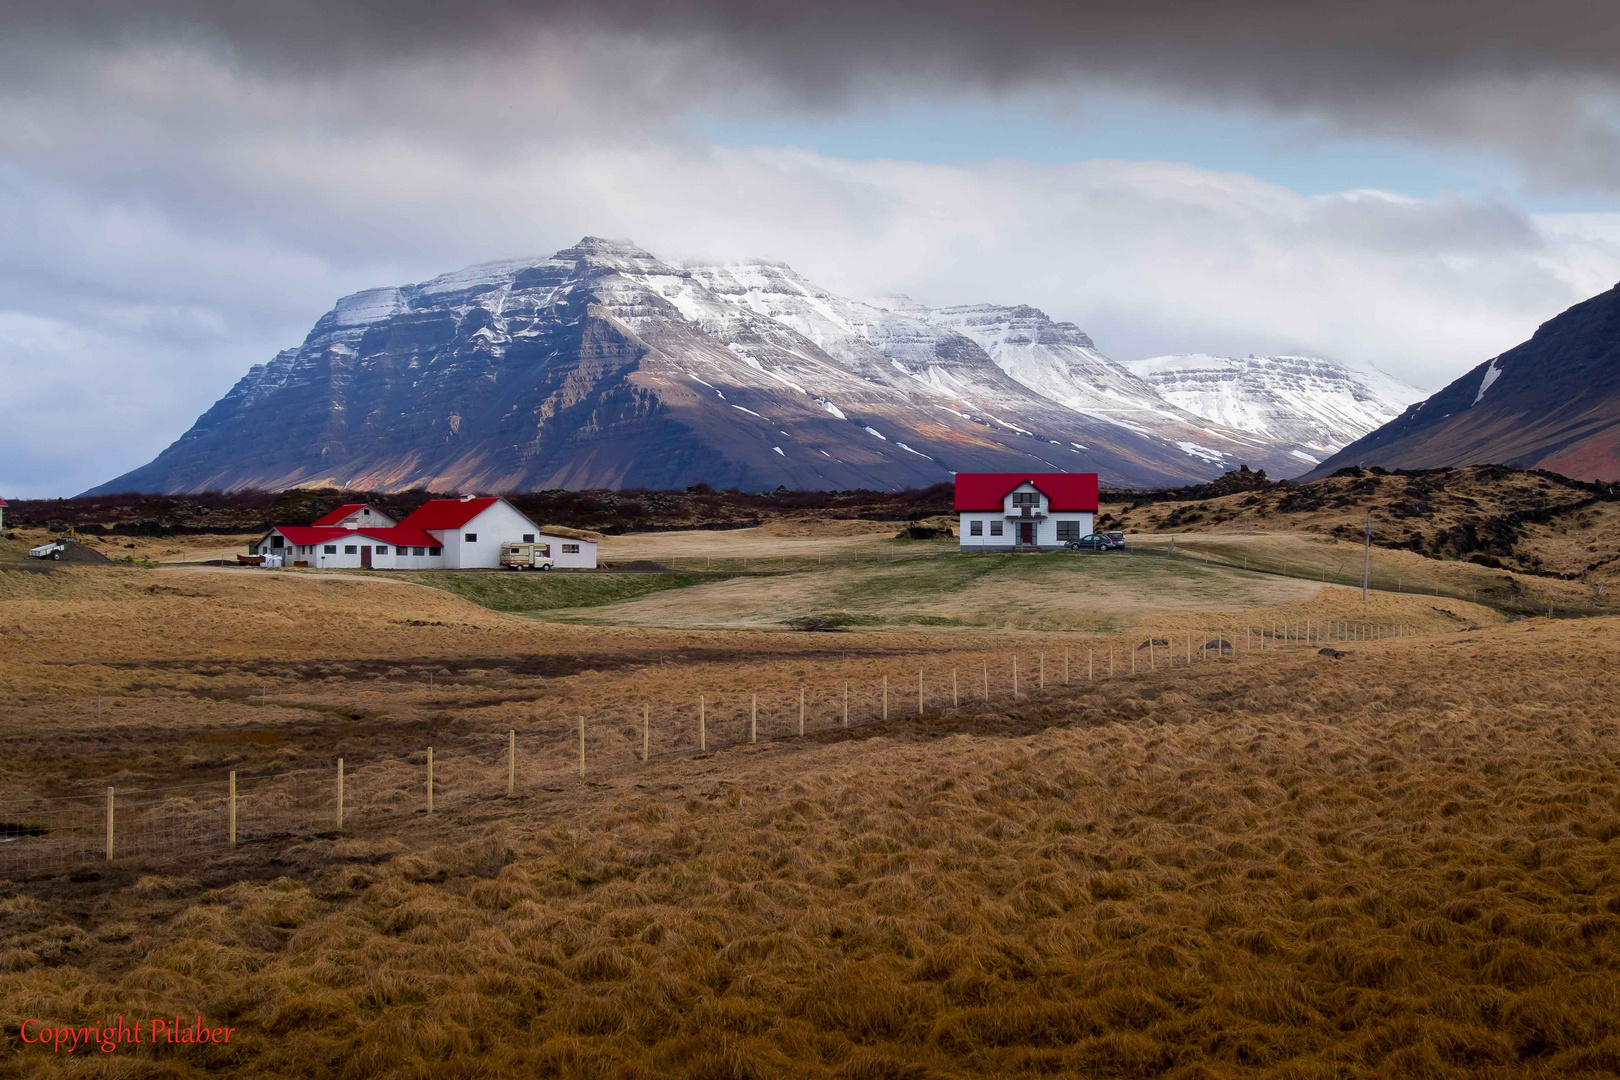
[3,560,1619,1077]
[1104,465,1620,586]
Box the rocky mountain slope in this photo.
[89,238,1305,495]
[1127,354,1421,468]
[1309,283,1620,482]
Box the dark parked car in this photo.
[1106,531,1126,548]
[1065,533,1119,551]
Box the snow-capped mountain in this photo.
[88,238,1310,495]
[1125,353,1423,467]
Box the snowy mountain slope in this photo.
[678,263,1292,474]
[1126,353,1423,466]
[89,238,1307,495]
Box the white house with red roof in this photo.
[954,473,1099,551]
[253,496,597,570]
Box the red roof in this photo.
[310,503,375,526]
[953,473,1099,512]
[397,496,504,531]
[270,525,439,548]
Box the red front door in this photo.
[1019,522,1034,545]
[360,546,372,569]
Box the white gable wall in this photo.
[334,507,396,530]
[436,500,543,568]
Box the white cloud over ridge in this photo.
[3,26,1620,496]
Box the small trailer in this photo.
[28,539,68,560]
[500,541,555,571]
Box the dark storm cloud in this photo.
[7,1,1620,189]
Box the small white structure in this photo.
[253,496,598,570]
[955,473,1099,551]
[539,532,597,569]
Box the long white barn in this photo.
[253,496,598,569]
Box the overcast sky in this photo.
[5,1,1620,497]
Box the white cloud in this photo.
[3,38,1620,496]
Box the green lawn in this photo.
[404,570,727,612]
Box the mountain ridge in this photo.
[90,238,1356,495]
[1307,282,1620,482]
[1126,353,1422,467]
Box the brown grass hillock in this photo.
[5,614,1620,1077]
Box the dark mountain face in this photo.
[89,237,1300,495]
[1309,283,1620,483]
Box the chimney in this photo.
[460,494,475,502]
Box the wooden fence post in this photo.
[982,660,989,701]
[918,670,924,716]
[228,771,236,848]
[800,688,806,736]
[338,758,344,829]
[882,677,888,720]
[700,696,707,751]
[1186,632,1191,666]
[507,730,515,795]
[1131,645,1136,675]
[579,717,586,777]
[105,787,114,862]
[427,748,434,813]
[1149,638,1155,671]
[952,666,959,707]
[1039,653,1045,689]
[1064,648,1070,684]
[1012,656,1018,697]
[643,706,649,762]
[843,682,849,727]
[1088,647,1093,681]
[1109,646,1114,677]
[751,695,757,743]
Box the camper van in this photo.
[500,541,555,571]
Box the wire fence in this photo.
[0,617,1419,879]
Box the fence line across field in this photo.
[0,621,1413,877]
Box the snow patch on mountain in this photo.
[1474,357,1503,404]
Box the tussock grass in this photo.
[5,614,1620,1076]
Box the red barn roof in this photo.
[309,503,374,526]
[397,496,503,531]
[953,473,1099,512]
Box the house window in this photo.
[522,534,535,543]
[269,535,284,548]
[562,543,580,554]
[990,521,1003,537]
[429,547,442,556]
[375,545,389,555]
[413,546,426,556]
[344,545,357,554]
[1056,520,1081,542]
[969,520,983,537]
[324,545,337,554]
[1012,492,1040,508]
[464,533,477,543]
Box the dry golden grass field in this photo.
[2,551,1618,1079]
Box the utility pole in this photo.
[1362,511,1372,604]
